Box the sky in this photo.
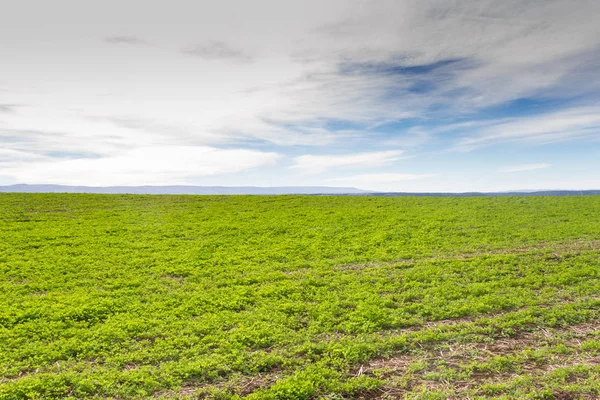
[1,0,600,192]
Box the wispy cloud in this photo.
[1,1,600,187]
[104,35,150,46]
[500,163,551,173]
[0,104,17,113]
[331,172,436,183]
[0,148,45,166]
[291,150,403,174]
[181,41,253,63]
[3,146,281,186]
[457,106,600,150]
[381,127,432,148]
[329,172,437,192]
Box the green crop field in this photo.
[1,194,599,400]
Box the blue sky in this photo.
[1,0,599,191]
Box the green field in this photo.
[1,194,599,399]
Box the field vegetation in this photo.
[1,194,599,399]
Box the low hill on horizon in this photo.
[1,184,599,196]
[0,184,368,195]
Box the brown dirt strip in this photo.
[6,297,596,395]
[314,294,600,344]
[357,320,600,374]
[336,239,600,271]
[364,357,600,400]
[157,370,283,399]
[158,298,600,399]
[350,321,600,399]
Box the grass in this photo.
[0,194,599,399]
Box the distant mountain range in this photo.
[0,184,599,196]
[0,184,368,195]
[370,190,600,197]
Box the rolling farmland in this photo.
[1,194,599,399]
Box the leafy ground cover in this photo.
[0,194,599,399]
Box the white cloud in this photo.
[181,41,254,63]
[331,172,436,183]
[0,148,44,161]
[500,163,551,173]
[2,0,600,150]
[104,35,150,46]
[1,1,599,187]
[3,146,281,186]
[291,150,403,174]
[455,106,600,150]
[329,172,436,191]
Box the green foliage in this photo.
[0,194,599,399]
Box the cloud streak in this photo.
[500,163,551,173]
[1,0,599,188]
[457,106,600,150]
[329,172,437,192]
[104,35,150,46]
[2,146,281,186]
[331,172,437,183]
[181,41,253,63]
[291,150,404,174]
[0,104,17,113]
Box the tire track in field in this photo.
[174,296,600,399]
[336,238,600,271]
[351,320,600,399]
